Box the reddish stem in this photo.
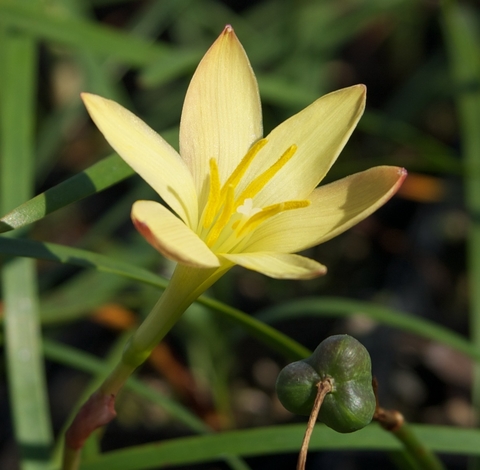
[65,391,117,451]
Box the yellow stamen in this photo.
[203,158,221,228]
[237,199,310,238]
[220,138,268,197]
[236,144,297,204]
[201,141,304,251]
[206,184,235,247]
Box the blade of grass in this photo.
[441,3,480,469]
[43,334,249,470]
[127,0,193,39]
[0,12,53,469]
[36,100,84,180]
[78,424,480,470]
[0,237,309,361]
[2,262,53,469]
[45,333,210,469]
[180,305,236,428]
[1,123,177,234]
[0,237,168,288]
[139,49,203,88]
[0,0,166,66]
[2,236,480,364]
[0,153,132,233]
[257,296,480,363]
[63,0,132,105]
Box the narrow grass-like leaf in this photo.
[257,297,480,363]
[0,0,167,66]
[36,101,84,178]
[442,5,480,469]
[78,424,480,470]
[2,260,53,470]
[257,75,318,108]
[0,14,53,469]
[2,236,479,364]
[40,269,132,324]
[180,305,236,426]
[0,154,132,233]
[0,236,167,288]
[361,110,461,174]
[45,336,250,470]
[39,236,161,324]
[0,237,309,360]
[43,339,210,434]
[139,49,203,87]
[128,0,193,40]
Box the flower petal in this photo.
[132,200,220,268]
[220,252,327,280]
[241,85,366,207]
[179,25,263,208]
[82,93,198,227]
[244,166,407,253]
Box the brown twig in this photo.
[372,378,404,432]
[297,378,333,470]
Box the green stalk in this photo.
[63,264,230,470]
[392,424,445,470]
[100,264,229,395]
[375,404,445,470]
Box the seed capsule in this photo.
[276,334,376,433]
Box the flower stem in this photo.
[62,264,229,470]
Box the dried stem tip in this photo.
[297,378,333,470]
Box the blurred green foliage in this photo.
[1,0,480,469]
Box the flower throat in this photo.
[200,138,310,250]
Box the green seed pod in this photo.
[275,360,321,416]
[275,334,376,433]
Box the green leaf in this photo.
[139,49,203,87]
[0,0,168,66]
[257,297,480,364]
[0,236,167,288]
[78,424,480,470]
[0,236,309,360]
[0,154,133,233]
[0,15,53,470]
[442,4,480,465]
[2,260,53,469]
[43,339,209,434]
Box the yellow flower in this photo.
[81,26,405,283]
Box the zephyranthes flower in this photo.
[81,26,405,353]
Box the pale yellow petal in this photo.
[239,85,366,207]
[82,93,198,227]
[179,26,263,208]
[220,252,326,280]
[244,166,407,253]
[132,200,220,268]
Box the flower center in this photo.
[199,138,310,251]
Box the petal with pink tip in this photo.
[244,166,407,253]
[132,200,219,268]
[180,25,263,208]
